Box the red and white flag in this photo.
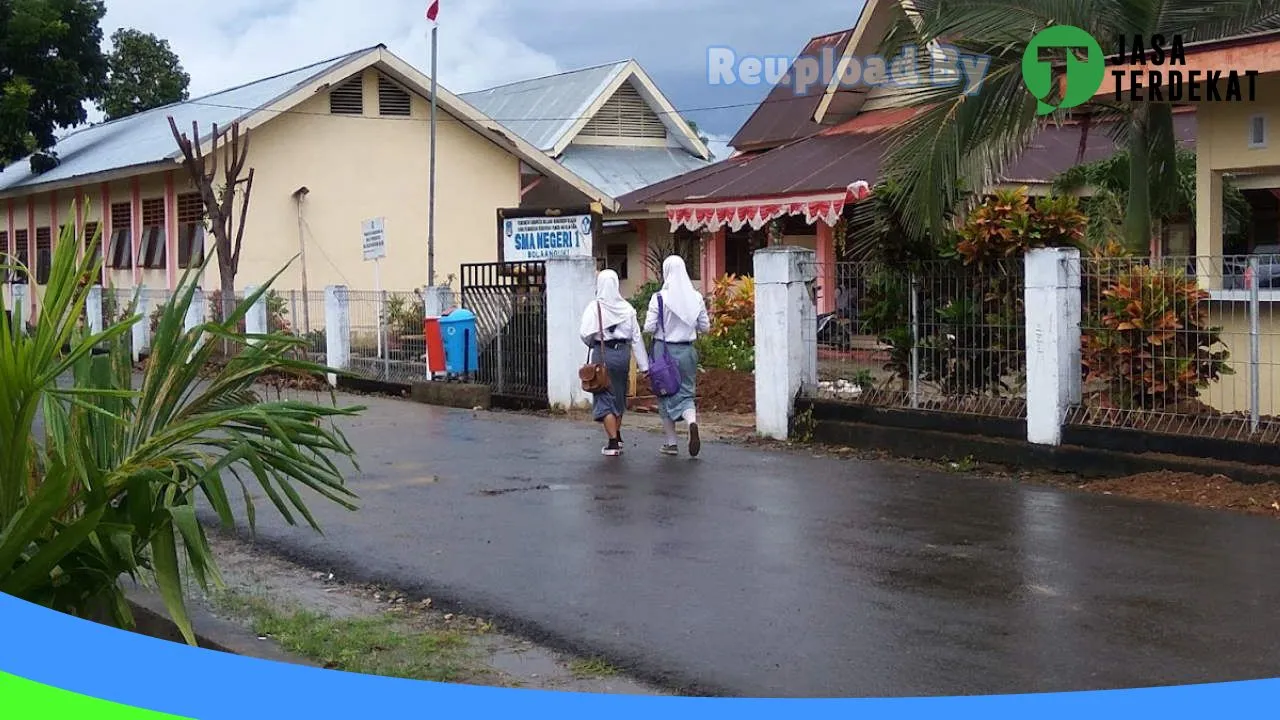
[425,0,439,23]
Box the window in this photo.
[176,193,205,268]
[139,198,166,269]
[35,227,51,285]
[674,228,701,281]
[605,243,629,279]
[13,230,28,282]
[83,221,101,266]
[109,202,133,269]
[1249,114,1268,148]
[378,75,411,116]
[0,231,7,282]
[329,76,363,114]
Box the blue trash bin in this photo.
[439,308,479,377]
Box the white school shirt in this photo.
[582,313,650,373]
[643,291,710,343]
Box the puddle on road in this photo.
[476,484,579,497]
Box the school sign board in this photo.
[497,206,601,263]
[362,217,386,261]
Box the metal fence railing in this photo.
[1066,254,1280,443]
[804,259,1028,419]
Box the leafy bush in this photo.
[707,274,754,337]
[1082,261,1232,409]
[695,322,754,372]
[629,280,660,320]
[0,223,362,644]
[954,187,1086,265]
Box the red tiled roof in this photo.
[727,27,857,152]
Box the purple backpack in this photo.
[647,294,681,397]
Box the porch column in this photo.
[130,178,142,287]
[709,228,726,279]
[635,219,650,282]
[816,221,837,314]
[164,171,178,289]
[100,183,111,286]
[49,191,58,245]
[74,188,84,265]
[1195,159,1224,290]
[26,198,35,317]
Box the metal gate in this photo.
[460,261,548,405]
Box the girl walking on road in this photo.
[580,269,649,457]
[645,255,710,457]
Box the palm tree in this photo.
[876,0,1280,252]
[0,218,363,644]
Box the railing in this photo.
[804,259,1027,419]
[1066,254,1280,443]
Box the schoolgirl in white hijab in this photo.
[580,269,649,456]
[644,255,711,457]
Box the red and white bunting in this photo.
[666,182,872,233]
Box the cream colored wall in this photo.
[1201,304,1280,417]
[230,67,521,295]
[1195,71,1280,265]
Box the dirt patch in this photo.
[632,368,754,414]
[1057,472,1280,518]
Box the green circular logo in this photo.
[1022,25,1105,115]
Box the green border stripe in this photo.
[0,671,193,719]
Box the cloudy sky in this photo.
[99,0,861,155]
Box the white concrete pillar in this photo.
[244,284,268,341]
[133,287,151,357]
[753,246,818,440]
[324,284,351,386]
[184,287,204,334]
[85,285,103,335]
[545,256,598,410]
[1024,247,1082,446]
[11,284,27,332]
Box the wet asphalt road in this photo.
[213,392,1280,697]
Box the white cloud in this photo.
[100,0,562,99]
[704,134,733,161]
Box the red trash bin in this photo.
[422,317,446,375]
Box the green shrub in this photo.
[695,323,754,373]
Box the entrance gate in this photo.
[459,261,548,407]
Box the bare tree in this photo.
[167,117,255,323]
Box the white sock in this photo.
[661,417,678,445]
[682,409,697,425]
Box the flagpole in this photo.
[428,20,438,289]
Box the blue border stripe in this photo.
[2,592,1278,718]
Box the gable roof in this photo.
[0,46,621,210]
[462,59,711,160]
[461,61,629,153]
[728,27,857,152]
[0,47,374,194]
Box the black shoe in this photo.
[616,432,623,448]
[688,423,700,458]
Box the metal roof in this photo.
[0,47,376,194]
[630,107,1199,206]
[1002,111,1197,183]
[728,27,856,152]
[555,145,713,210]
[460,61,629,152]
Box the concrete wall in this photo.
[1199,303,1280,417]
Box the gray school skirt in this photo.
[653,340,697,422]
[589,341,632,421]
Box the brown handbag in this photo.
[579,301,611,394]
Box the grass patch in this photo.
[569,657,618,677]
[211,590,484,683]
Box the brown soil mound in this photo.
[632,368,754,414]
[1079,472,1280,518]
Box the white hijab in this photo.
[580,269,635,337]
[660,255,704,327]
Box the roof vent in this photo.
[329,77,364,115]
[378,76,412,116]
[580,81,666,140]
